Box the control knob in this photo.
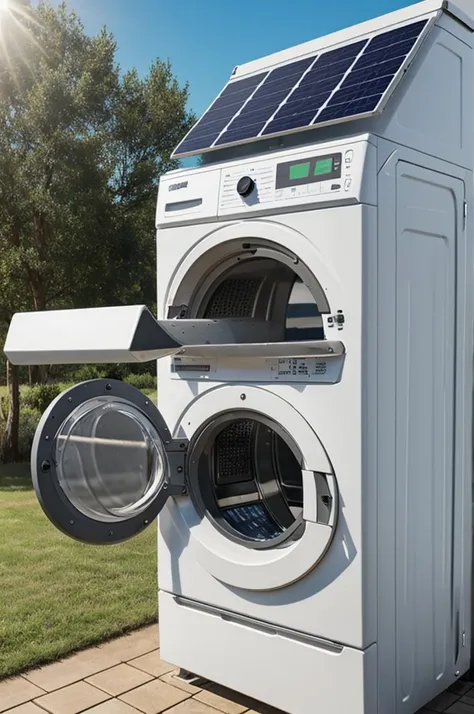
[236,176,255,197]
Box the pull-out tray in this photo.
[4,304,345,365]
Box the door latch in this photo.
[327,311,345,331]
[164,440,188,495]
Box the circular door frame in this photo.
[172,384,338,591]
[31,379,179,545]
[163,220,343,315]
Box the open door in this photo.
[31,378,187,544]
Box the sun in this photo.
[0,0,10,13]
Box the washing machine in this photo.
[4,2,474,714]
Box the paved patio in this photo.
[1,624,473,714]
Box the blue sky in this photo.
[54,0,418,118]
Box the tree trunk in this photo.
[1,359,20,463]
[28,261,48,384]
[30,364,47,384]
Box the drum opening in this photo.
[168,242,329,342]
[188,412,308,549]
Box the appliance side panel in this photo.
[375,21,473,169]
[361,201,379,651]
[394,163,459,713]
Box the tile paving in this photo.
[1,624,474,714]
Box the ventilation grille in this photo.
[215,421,254,485]
[203,278,262,318]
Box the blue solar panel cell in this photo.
[216,55,316,147]
[300,59,355,85]
[367,18,427,51]
[173,17,430,156]
[219,73,267,96]
[262,109,324,135]
[355,37,421,70]
[314,39,367,66]
[215,122,268,145]
[329,75,395,106]
[343,56,405,87]
[273,92,332,119]
[291,75,346,101]
[267,55,316,78]
[174,71,267,154]
[316,94,383,123]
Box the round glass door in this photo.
[32,379,181,544]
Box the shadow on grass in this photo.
[0,463,32,491]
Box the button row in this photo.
[275,181,351,200]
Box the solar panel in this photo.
[173,17,430,158]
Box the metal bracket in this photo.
[177,339,345,359]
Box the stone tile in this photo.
[166,701,222,714]
[200,683,267,713]
[98,628,159,663]
[23,649,121,692]
[446,702,474,713]
[1,705,45,714]
[86,664,153,696]
[160,671,205,696]
[128,651,175,678]
[34,681,110,714]
[83,700,143,714]
[119,679,190,714]
[194,687,248,714]
[0,677,45,713]
[427,692,460,712]
[450,683,474,696]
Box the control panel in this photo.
[217,139,373,216]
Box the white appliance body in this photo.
[155,128,472,714]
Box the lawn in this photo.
[0,462,158,679]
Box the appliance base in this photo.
[158,590,377,714]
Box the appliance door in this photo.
[168,385,338,591]
[30,379,187,544]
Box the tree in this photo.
[0,1,195,461]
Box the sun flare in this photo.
[0,0,10,14]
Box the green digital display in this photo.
[289,162,310,180]
[275,152,341,190]
[314,158,333,176]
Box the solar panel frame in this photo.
[173,14,435,158]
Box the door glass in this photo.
[54,397,166,522]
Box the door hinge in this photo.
[165,439,188,495]
[463,201,468,230]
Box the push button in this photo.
[344,178,352,191]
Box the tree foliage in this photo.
[0,0,195,461]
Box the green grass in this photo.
[0,462,158,679]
